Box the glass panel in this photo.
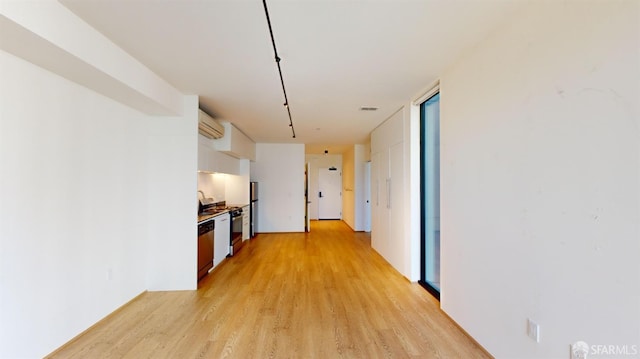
[421,93,440,294]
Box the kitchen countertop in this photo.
[197,209,229,224]
[197,204,250,224]
[228,203,249,208]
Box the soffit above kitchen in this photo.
[60,0,519,146]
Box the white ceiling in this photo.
[61,0,517,154]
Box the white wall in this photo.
[146,96,198,291]
[0,50,198,357]
[0,50,145,357]
[342,145,368,231]
[0,3,200,351]
[225,177,250,206]
[198,172,227,202]
[438,1,640,357]
[0,0,183,116]
[353,144,368,231]
[251,144,305,232]
[225,159,250,206]
[305,154,342,220]
[343,148,356,228]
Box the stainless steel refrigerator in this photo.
[250,182,258,237]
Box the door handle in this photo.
[386,178,391,209]
[319,191,323,198]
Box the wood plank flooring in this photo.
[48,220,491,358]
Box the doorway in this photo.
[420,92,441,299]
[318,167,342,219]
[305,162,311,232]
[364,161,371,232]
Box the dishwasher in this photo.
[197,219,214,280]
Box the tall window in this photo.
[420,92,440,299]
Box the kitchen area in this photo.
[196,177,257,280]
[197,109,258,281]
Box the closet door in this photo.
[378,149,390,257]
[370,151,382,250]
[388,141,404,271]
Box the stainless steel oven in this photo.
[229,207,244,256]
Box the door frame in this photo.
[418,90,441,301]
[363,161,371,232]
[305,162,311,232]
[318,167,342,220]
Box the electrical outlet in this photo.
[527,318,540,343]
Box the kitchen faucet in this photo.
[198,190,206,200]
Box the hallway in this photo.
[49,221,489,358]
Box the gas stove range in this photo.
[227,206,243,217]
[199,201,243,217]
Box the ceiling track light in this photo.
[263,0,296,139]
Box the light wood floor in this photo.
[49,220,491,358]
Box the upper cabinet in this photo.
[198,120,255,175]
[198,134,240,175]
[371,108,403,154]
[213,122,256,161]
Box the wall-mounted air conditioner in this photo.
[198,109,225,139]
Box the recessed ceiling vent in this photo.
[360,106,378,111]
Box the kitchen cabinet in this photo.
[214,213,230,267]
[370,109,405,273]
[198,134,241,175]
[242,205,250,240]
[213,122,256,161]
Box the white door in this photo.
[318,167,342,219]
[388,142,404,270]
[364,161,371,232]
[370,152,381,247]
